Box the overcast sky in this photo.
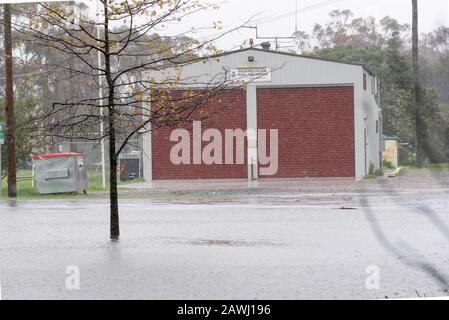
[5,0,449,50]
[192,0,449,49]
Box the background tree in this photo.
[307,8,448,165]
[1,2,90,165]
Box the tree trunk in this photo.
[3,4,17,198]
[108,88,119,241]
[412,0,423,167]
[103,0,120,240]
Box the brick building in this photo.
[143,47,382,181]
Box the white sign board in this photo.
[229,67,272,83]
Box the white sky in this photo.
[191,0,449,50]
[3,0,449,50]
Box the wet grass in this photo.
[1,170,229,202]
[1,170,143,200]
[364,169,384,180]
[401,163,449,173]
[364,164,449,179]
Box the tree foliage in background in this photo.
[299,9,449,164]
[0,1,230,162]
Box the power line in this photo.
[254,0,344,26]
[242,0,345,51]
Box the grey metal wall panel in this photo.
[171,49,363,88]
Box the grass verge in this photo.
[400,163,449,173]
[364,169,384,180]
[1,170,143,200]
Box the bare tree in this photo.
[12,0,247,240]
[3,3,17,198]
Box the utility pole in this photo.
[97,23,106,189]
[412,0,423,168]
[3,4,17,197]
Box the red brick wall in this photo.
[152,89,247,180]
[152,86,355,180]
[257,86,355,178]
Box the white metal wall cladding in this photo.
[173,48,366,88]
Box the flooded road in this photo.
[1,184,449,299]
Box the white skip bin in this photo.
[32,153,88,195]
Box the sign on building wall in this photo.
[229,67,272,83]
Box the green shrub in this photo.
[364,169,384,180]
[383,160,394,169]
[369,162,375,175]
[402,154,417,167]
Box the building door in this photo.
[257,86,356,178]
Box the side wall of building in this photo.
[363,72,382,175]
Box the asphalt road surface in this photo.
[1,175,449,299]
